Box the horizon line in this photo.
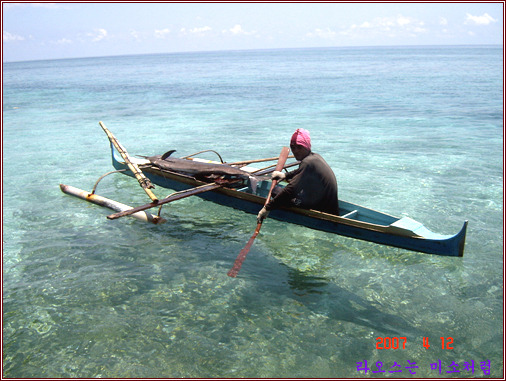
[3,43,503,64]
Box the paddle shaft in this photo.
[227,146,290,277]
[99,121,158,202]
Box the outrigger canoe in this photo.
[60,123,467,258]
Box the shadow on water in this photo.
[280,266,422,338]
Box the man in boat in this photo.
[257,128,339,223]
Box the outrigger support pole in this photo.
[106,182,223,220]
[99,121,159,203]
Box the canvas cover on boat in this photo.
[147,154,254,180]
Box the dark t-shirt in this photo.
[266,152,339,214]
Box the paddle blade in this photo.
[227,146,290,278]
[227,223,262,277]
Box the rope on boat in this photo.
[91,169,127,194]
[181,150,225,163]
[156,188,197,217]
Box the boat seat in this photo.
[390,217,424,233]
[341,210,358,219]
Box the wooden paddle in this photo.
[99,121,158,203]
[227,146,290,278]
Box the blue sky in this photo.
[2,2,504,62]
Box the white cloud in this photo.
[3,3,68,10]
[190,26,212,34]
[55,38,72,44]
[88,28,107,42]
[358,22,373,29]
[306,28,337,39]
[30,3,66,9]
[396,16,411,26]
[130,30,141,41]
[439,17,448,26]
[229,24,244,35]
[223,24,256,36]
[342,15,427,38]
[180,26,212,36]
[465,13,497,26]
[412,26,426,34]
[3,31,25,42]
[154,28,170,39]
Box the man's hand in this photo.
[257,207,269,224]
[271,171,286,182]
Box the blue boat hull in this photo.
[111,148,467,257]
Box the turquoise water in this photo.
[2,46,503,378]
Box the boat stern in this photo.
[457,220,468,257]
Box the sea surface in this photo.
[2,46,503,378]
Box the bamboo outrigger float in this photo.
[59,183,166,224]
[60,123,468,272]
